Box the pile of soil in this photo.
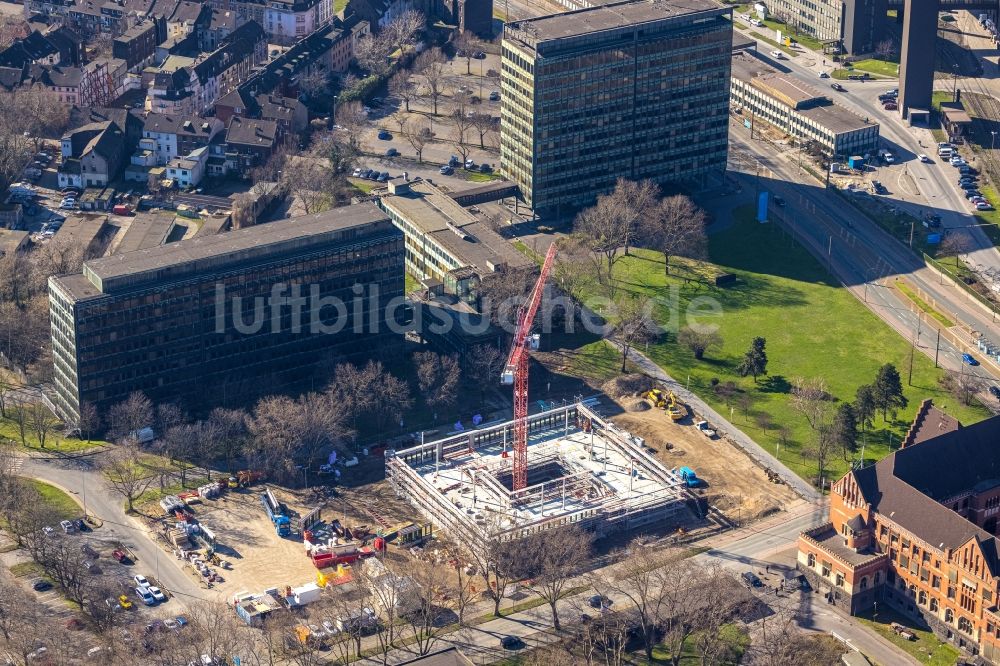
[626,399,651,412]
[602,373,655,399]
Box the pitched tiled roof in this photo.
[225,116,277,147]
[900,399,960,448]
[0,31,58,68]
[852,414,1000,575]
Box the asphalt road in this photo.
[18,452,207,607]
[730,129,1000,392]
[736,22,1000,279]
[356,502,917,666]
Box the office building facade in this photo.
[48,204,404,423]
[500,0,733,216]
[764,0,885,55]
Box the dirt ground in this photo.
[610,398,799,522]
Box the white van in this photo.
[750,17,763,27]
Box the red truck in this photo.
[112,204,132,216]
[112,548,130,564]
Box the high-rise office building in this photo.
[48,203,404,423]
[500,0,733,216]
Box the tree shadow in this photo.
[758,375,792,394]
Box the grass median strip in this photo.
[855,607,959,666]
[894,280,954,327]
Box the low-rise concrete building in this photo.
[730,52,879,158]
[377,178,531,305]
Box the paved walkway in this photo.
[607,341,821,502]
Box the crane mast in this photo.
[500,243,557,491]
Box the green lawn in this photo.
[577,206,988,483]
[856,607,960,666]
[27,479,81,521]
[895,280,953,327]
[9,561,42,577]
[464,171,503,183]
[334,0,347,13]
[0,413,105,453]
[649,624,749,664]
[853,58,900,77]
[350,178,377,194]
[564,338,637,385]
[404,272,421,294]
[931,91,953,112]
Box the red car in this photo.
[884,102,898,111]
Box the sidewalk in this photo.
[606,341,821,502]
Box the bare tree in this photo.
[8,397,28,446]
[451,105,474,165]
[454,32,479,75]
[0,15,25,51]
[404,116,432,163]
[202,407,249,475]
[874,38,897,60]
[382,10,424,61]
[414,351,461,417]
[416,47,447,115]
[470,112,496,149]
[353,32,393,77]
[463,343,505,401]
[677,325,722,360]
[230,192,256,229]
[389,70,416,112]
[790,376,831,431]
[358,557,405,666]
[101,442,155,512]
[464,517,521,617]
[609,295,659,372]
[38,534,92,608]
[29,400,58,449]
[575,195,628,290]
[389,110,408,136]
[606,178,660,256]
[644,194,708,275]
[940,368,984,406]
[519,526,593,631]
[283,156,338,215]
[0,373,13,419]
[402,561,453,656]
[106,391,153,442]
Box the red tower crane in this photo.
[500,243,558,491]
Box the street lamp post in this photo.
[992,131,997,152]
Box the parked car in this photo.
[377,130,392,140]
[135,587,155,606]
[769,49,784,59]
[489,91,500,101]
[961,182,979,190]
[963,353,979,366]
[473,51,486,59]
[148,586,166,603]
[741,571,764,588]
[464,159,475,169]
[133,574,150,588]
[883,102,897,111]
[439,165,453,175]
[872,180,888,195]
[376,172,389,182]
[33,580,52,592]
[588,594,613,609]
[500,636,523,650]
[385,148,398,157]
[352,168,362,177]
[479,163,492,173]
[60,520,75,533]
[977,202,994,211]
[989,386,1000,399]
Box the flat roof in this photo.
[63,203,392,298]
[379,180,531,276]
[52,214,107,252]
[114,212,176,254]
[0,228,28,255]
[941,102,972,124]
[505,0,726,46]
[732,53,875,134]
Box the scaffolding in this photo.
[385,403,689,547]
[81,62,115,108]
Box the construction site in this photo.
[385,401,690,544]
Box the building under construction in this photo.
[385,402,688,544]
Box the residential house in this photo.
[215,89,307,133]
[165,145,208,188]
[146,67,199,115]
[140,113,224,164]
[199,9,239,51]
[262,0,333,44]
[797,404,1000,663]
[58,120,128,188]
[113,19,166,70]
[165,0,211,39]
[223,116,278,177]
[346,0,428,30]
[0,30,62,68]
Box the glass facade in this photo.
[501,8,733,215]
[49,222,404,423]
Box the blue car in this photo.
[963,353,979,366]
[377,130,392,140]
